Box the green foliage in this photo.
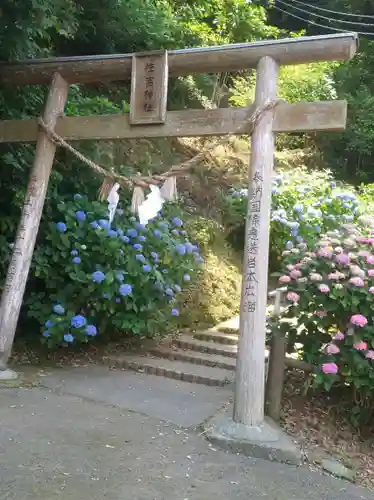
[26,195,201,346]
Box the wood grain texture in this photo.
[0,33,358,86]
[0,73,69,368]
[234,56,279,426]
[130,51,168,125]
[265,291,287,422]
[0,101,347,144]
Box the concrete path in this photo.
[0,365,372,500]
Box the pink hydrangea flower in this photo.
[287,291,300,303]
[286,264,295,271]
[290,269,302,279]
[318,284,330,293]
[365,350,374,360]
[321,362,338,374]
[350,314,368,327]
[367,255,374,265]
[328,272,340,281]
[368,269,374,277]
[326,344,340,354]
[358,250,371,258]
[369,287,374,294]
[334,246,343,254]
[354,341,368,351]
[279,275,291,284]
[294,263,303,269]
[316,310,327,318]
[310,273,323,281]
[349,277,365,287]
[334,332,345,340]
[336,253,350,266]
[318,247,333,259]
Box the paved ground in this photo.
[0,365,373,500]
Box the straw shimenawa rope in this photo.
[38,98,282,190]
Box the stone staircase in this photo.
[105,319,241,387]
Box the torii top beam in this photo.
[0,33,358,87]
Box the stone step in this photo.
[106,354,234,387]
[150,346,236,371]
[174,335,238,358]
[193,330,239,345]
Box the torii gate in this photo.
[0,33,357,455]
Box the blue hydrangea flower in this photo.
[171,308,179,317]
[158,221,168,230]
[72,256,81,264]
[127,228,138,238]
[117,228,124,237]
[119,284,132,296]
[172,217,183,227]
[344,215,354,222]
[153,229,162,239]
[121,235,130,243]
[138,235,146,242]
[314,225,321,232]
[71,315,86,329]
[135,222,146,231]
[90,221,99,229]
[285,241,294,250]
[56,222,67,233]
[183,274,190,282]
[174,284,182,293]
[108,230,118,238]
[181,230,187,236]
[296,236,303,243]
[64,333,74,343]
[133,243,142,251]
[165,288,174,296]
[151,251,159,261]
[171,229,179,236]
[272,188,280,195]
[98,219,110,229]
[330,181,336,189]
[115,298,121,303]
[71,249,79,256]
[135,254,146,263]
[45,320,54,328]
[143,264,152,273]
[53,304,65,315]
[175,244,186,256]
[75,211,86,222]
[74,194,82,200]
[103,293,109,299]
[85,325,98,337]
[294,204,303,213]
[195,256,204,265]
[42,330,50,338]
[92,271,105,283]
[116,272,124,282]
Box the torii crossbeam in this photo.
[0,33,358,458]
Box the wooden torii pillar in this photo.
[0,33,357,442]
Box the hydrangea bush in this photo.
[222,168,362,270]
[275,224,374,407]
[27,194,202,347]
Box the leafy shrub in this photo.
[276,225,374,412]
[222,168,362,270]
[26,194,202,347]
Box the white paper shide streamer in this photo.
[107,182,120,224]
